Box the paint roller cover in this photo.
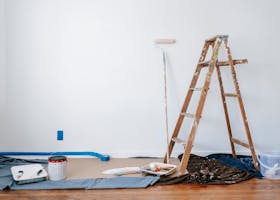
[154,39,176,44]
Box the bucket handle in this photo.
[257,155,280,170]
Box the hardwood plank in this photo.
[1,179,280,200]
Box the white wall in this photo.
[0,0,7,144]
[1,0,280,157]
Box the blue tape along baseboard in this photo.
[0,152,110,161]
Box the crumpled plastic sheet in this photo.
[158,154,255,185]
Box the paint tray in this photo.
[11,164,48,184]
[141,162,177,176]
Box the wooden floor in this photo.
[1,178,280,200]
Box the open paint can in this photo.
[48,156,67,181]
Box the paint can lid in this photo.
[48,156,67,162]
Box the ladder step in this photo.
[224,93,238,97]
[217,59,248,66]
[232,138,250,148]
[172,137,186,146]
[181,112,201,119]
[199,59,248,68]
[198,60,211,67]
[190,87,203,91]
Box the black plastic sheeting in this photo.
[158,154,260,185]
[207,153,262,178]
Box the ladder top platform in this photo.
[205,35,229,42]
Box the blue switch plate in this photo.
[57,130,63,141]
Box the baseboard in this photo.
[1,150,252,159]
[106,150,252,158]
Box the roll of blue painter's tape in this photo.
[100,154,110,161]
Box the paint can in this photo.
[48,156,67,181]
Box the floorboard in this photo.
[1,178,280,200]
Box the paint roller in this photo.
[154,39,176,45]
[154,38,176,164]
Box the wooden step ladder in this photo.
[164,35,259,174]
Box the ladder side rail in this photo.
[163,42,211,163]
[224,41,259,170]
[216,65,237,157]
[178,39,223,174]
